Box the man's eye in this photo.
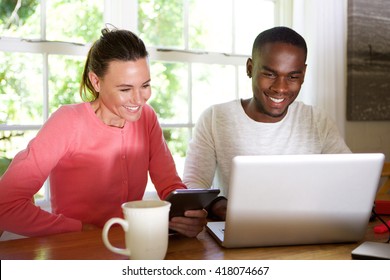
[262,72,275,78]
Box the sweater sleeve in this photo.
[315,108,352,154]
[0,106,82,237]
[146,106,186,199]
[183,106,217,189]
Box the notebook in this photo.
[206,153,385,248]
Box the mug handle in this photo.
[102,218,130,257]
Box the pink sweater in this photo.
[0,103,185,236]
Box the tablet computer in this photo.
[165,189,220,218]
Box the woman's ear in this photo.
[88,71,101,93]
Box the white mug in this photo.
[102,200,171,260]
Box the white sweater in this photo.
[183,100,351,197]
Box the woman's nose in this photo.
[131,90,143,105]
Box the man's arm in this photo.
[183,107,217,189]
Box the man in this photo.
[183,26,351,220]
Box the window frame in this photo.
[0,0,292,207]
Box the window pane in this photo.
[0,52,43,125]
[0,129,49,204]
[46,0,103,44]
[234,0,275,54]
[0,130,37,177]
[0,0,40,39]
[34,184,46,202]
[189,0,233,52]
[0,130,42,200]
[191,63,236,122]
[48,55,84,113]
[0,129,46,202]
[149,61,188,124]
[238,65,252,99]
[162,127,190,159]
[0,130,37,159]
[138,0,184,48]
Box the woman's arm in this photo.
[0,106,82,236]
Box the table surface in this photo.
[1,217,388,260]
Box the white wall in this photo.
[292,0,390,162]
[345,122,390,161]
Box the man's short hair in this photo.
[252,26,307,61]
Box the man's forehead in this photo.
[254,42,307,62]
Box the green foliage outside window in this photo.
[139,0,183,152]
[0,0,205,173]
[0,0,103,174]
[138,0,206,157]
[0,0,39,35]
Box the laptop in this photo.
[206,153,385,248]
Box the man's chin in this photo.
[264,108,288,120]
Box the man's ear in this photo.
[246,58,253,78]
[88,71,101,92]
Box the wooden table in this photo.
[0,219,388,260]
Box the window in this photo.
[0,0,289,205]
[0,0,104,207]
[137,0,281,176]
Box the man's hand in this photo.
[211,198,227,221]
[169,209,208,237]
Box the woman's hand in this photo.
[169,209,208,237]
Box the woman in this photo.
[0,28,206,238]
